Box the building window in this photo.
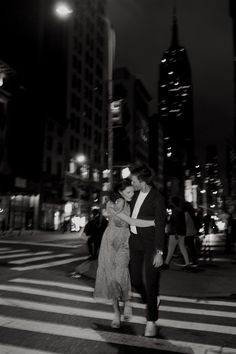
[57,162,62,177]
[47,136,53,151]
[46,157,52,174]
[48,120,54,132]
[70,136,75,150]
[58,127,64,137]
[57,142,63,155]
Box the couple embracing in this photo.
[94,164,165,337]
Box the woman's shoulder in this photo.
[106,198,125,213]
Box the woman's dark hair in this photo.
[109,178,132,203]
[130,163,154,185]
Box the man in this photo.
[84,209,108,259]
[129,164,165,337]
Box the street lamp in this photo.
[54,2,73,18]
[76,154,86,164]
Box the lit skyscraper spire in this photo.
[158,1,195,198]
[171,1,179,48]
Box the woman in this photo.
[94,178,155,329]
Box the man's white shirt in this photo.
[130,190,150,234]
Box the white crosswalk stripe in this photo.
[9,252,69,264]
[0,247,87,271]
[0,344,55,354]
[0,251,52,260]
[0,277,235,353]
[0,239,83,248]
[1,283,236,319]
[10,255,88,271]
[0,248,29,255]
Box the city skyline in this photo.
[108,0,235,163]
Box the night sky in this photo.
[108,0,234,164]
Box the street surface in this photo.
[0,233,235,354]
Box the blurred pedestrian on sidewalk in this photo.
[84,208,108,259]
[228,211,236,263]
[69,209,108,279]
[203,213,211,236]
[184,201,199,267]
[163,196,190,270]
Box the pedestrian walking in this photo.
[184,201,199,267]
[163,196,191,270]
[203,213,211,236]
[69,209,108,279]
[128,164,165,337]
[228,211,236,263]
[94,178,155,329]
[84,208,108,259]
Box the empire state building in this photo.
[158,7,194,197]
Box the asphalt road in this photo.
[0,238,235,354]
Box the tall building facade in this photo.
[149,113,165,193]
[229,0,236,207]
[158,7,194,200]
[112,67,151,180]
[0,0,109,230]
[203,145,223,214]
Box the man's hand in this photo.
[153,253,163,268]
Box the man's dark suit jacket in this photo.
[130,187,165,252]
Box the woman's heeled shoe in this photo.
[123,303,132,321]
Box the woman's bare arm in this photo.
[116,212,155,227]
[107,199,154,227]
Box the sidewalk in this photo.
[1,230,236,299]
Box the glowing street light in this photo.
[121,167,130,179]
[76,154,86,164]
[54,2,73,18]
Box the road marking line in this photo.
[10,278,236,308]
[0,247,12,251]
[0,251,52,260]
[0,315,235,354]
[0,344,56,354]
[1,284,235,318]
[0,249,28,255]
[0,240,83,248]
[10,255,88,271]
[198,257,231,262]
[9,252,71,264]
[0,297,236,335]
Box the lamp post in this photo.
[105,18,116,190]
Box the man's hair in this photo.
[130,163,154,185]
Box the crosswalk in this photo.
[0,276,235,353]
[0,234,229,272]
[0,246,87,271]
